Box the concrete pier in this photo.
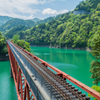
[10,67,13,78]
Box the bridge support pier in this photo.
[10,67,13,78]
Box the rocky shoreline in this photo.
[0,55,9,61]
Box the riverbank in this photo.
[0,55,9,61]
[30,45,91,51]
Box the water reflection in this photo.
[31,46,94,87]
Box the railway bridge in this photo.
[7,40,100,100]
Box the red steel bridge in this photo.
[7,40,100,100]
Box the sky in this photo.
[0,0,83,20]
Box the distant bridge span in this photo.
[7,40,100,100]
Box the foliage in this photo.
[0,18,35,33]
[0,32,7,55]
[10,0,99,49]
[5,25,28,39]
[75,0,100,11]
[4,0,100,49]
[90,34,100,85]
[16,40,31,52]
[35,17,54,25]
[13,34,20,44]
[13,35,31,52]
[88,85,100,100]
[4,17,54,38]
[0,16,12,26]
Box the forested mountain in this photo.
[0,16,12,26]
[35,17,54,25]
[5,0,100,49]
[1,16,54,36]
[75,0,100,11]
[5,25,29,39]
[9,0,99,49]
[31,18,41,22]
[0,32,7,55]
[0,18,35,33]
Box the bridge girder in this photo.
[7,43,36,100]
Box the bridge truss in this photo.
[7,41,100,100]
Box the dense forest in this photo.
[0,16,54,36]
[75,0,100,11]
[0,33,7,55]
[0,16,12,26]
[13,35,31,52]
[5,0,100,49]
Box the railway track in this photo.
[10,42,90,100]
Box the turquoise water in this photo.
[31,46,94,96]
[0,61,17,100]
[0,46,94,100]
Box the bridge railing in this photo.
[8,41,45,100]
[9,40,100,100]
[8,41,65,100]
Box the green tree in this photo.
[16,40,31,52]
[88,85,100,100]
[13,35,20,44]
[97,3,100,10]
[90,34,100,84]
[0,32,7,55]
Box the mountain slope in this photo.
[31,18,41,22]
[0,18,35,32]
[19,0,100,49]
[75,0,100,11]
[5,0,100,49]
[5,17,55,38]
[35,17,54,25]
[5,25,29,39]
[0,16,12,26]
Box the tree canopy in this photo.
[90,34,100,85]
[88,85,100,100]
[16,40,31,52]
[4,0,100,50]
[13,35,31,52]
[0,32,7,55]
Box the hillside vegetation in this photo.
[0,16,12,26]
[0,18,35,33]
[7,0,100,49]
[75,0,100,11]
[13,35,31,52]
[1,17,54,37]
[0,32,7,55]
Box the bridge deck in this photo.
[7,40,100,100]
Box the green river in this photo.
[0,46,94,100]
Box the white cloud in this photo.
[42,8,69,15]
[58,9,69,14]
[42,8,58,15]
[0,0,46,19]
[0,0,69,19]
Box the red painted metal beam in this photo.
[9,41,100,100]
[7,43,36,100]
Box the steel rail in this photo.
[9,41,91,100]
[7,42,36,100]
[19,50,88,100]
[12,42,100,100]
[10,41,72,100]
